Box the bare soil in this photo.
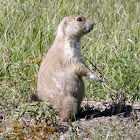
[0,100,140,140]
[59,101,140,140]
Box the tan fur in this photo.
[37,15,102,122]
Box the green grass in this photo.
[0,0,139,139]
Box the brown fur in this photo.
[37,15,102,122]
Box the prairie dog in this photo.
[37,15,102,122]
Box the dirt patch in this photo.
[0,100,140,139]
[59,101,140,140]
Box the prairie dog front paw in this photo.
[89,74,102,83]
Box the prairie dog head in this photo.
[56,15,94,40]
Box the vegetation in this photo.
[0,0,139,139]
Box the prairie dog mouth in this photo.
[85,25,94,33]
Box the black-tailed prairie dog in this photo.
[37,15,102,122]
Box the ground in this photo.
[0,100,140,140]
[60,101,140,140]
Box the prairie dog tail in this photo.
[30,93,42,102]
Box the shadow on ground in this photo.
[58,103,137,133]
[76,104,133,120]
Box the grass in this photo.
[0,0,139,139]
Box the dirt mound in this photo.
[59,101,140,140]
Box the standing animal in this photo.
[37,15,102,122]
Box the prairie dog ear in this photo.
[64,21,68,26]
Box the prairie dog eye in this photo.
[77,17,83,21]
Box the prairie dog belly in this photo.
[37,68,84,115]
[38,68,84,98]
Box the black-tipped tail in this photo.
[30,93,42,102]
